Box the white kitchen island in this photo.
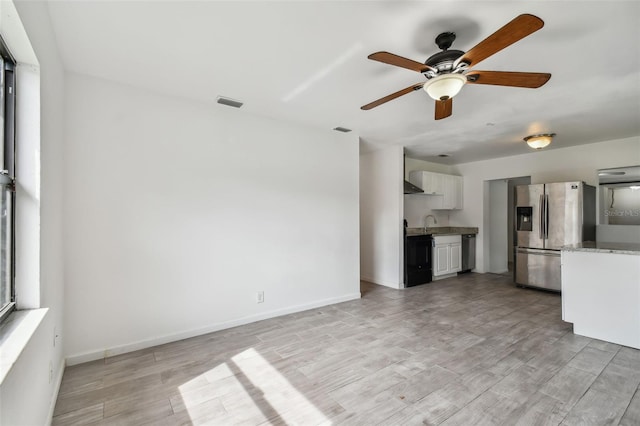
[561,242,640,349]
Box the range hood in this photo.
[598,165,640,186]
[404,180,424,194]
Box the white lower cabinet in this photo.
[449,241,462,271]
[433,235,462,279]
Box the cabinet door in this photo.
[442,175,455,209]
[421,172,436,194]
[421,172,444,195]
[433,244,450,276]
[449,242,462,272]
[429,174,463,210]
[432,173,444,195]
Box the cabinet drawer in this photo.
[433,235,461,245]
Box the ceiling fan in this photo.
[361,14,551,120]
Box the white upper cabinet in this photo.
[409,170,444,195]
[408,171,463,210]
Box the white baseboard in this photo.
[65,292,361,366]
[361,276,403,289]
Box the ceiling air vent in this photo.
[333,127,352,133]
[216,96,243,108]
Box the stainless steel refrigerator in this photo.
[515,182,595,291]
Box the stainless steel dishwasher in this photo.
[460,234,476,273]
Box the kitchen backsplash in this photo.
[404,194,450,227]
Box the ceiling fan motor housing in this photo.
[424,50,465,75]
[424,32,467,78]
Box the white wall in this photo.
[360,145,404,288]
[1,311,54,426]
[488,180,508,273]
[1,0,66,424]
[404,157,454,227]
[63,73,360,363]
[451,136,640,272]
[404,195,451,228]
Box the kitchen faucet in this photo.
[424,214,437,231]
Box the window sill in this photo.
[0,308,48,385]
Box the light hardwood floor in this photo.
[53,273,640,425]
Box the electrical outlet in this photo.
[256,291,264,303]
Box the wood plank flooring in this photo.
[53,273,640,425]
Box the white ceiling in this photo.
[45,1,640,165]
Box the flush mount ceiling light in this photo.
[423,74,467,101]
[524,133,556,149]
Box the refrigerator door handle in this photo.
[545,194,550,239]
[517,247,559,256]
[539,194,545,240]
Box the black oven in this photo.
[405,234,433,287]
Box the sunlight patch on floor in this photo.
[176,348,330,424]
[230,347,330,424]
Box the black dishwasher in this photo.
[405,234,433,287]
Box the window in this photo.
[0,36,15,323]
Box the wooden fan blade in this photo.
[454,14,544,68]
[466,71,551,88]
[361,83,425,110]
[435,98,453,120]
[368,51,436,73]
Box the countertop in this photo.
[406,226,479,236]
[562,241,640,255]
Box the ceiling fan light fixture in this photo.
[423,74,467,101]
[524,133,555,149]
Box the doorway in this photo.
[486,176,531,275]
